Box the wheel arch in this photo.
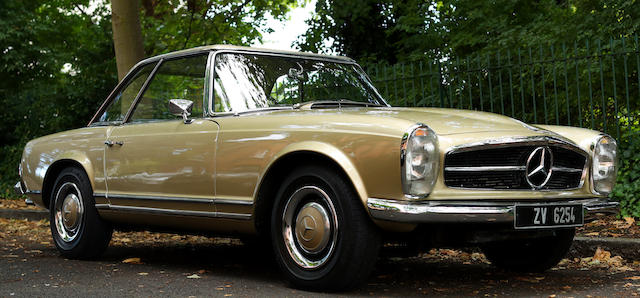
[42,155,95,210]
[253,142,368,236]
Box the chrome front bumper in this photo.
[367,198,619,224]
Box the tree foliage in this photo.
[297,0,640,62]
[140,0,298,55]
[614,128,640,219]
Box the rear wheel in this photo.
[271,165,380,291]
[481,228,575,272]
[50,167,112,259]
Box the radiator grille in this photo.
[444,144,586,190]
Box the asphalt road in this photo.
[2,229,640,297]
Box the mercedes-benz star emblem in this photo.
[300,215,316,241]
[525,146,553,189]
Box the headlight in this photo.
[401,124,439,198]
[592,135,617,195]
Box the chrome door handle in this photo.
[105,140,123,147]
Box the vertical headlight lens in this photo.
[592,135,617,195]
[401,125,439,198]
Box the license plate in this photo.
[514,204,584,229]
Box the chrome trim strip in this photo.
[444,166,582,173]
[445,136,586,155]
[214,199,253,206]
[216,212,252,220]
[551,166,584,173]
[204,51,214,118]
[367,197,618,224]
[96,205,216,217]
[88,60,160,126]
[106,194,213,204]
[444,166,526,172]
[96,194,254,206]
[122,58,165,123]
[94,204,251,220]
[211,107,295,118]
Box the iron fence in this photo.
[363,35,640,140]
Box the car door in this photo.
[104,54,219,216]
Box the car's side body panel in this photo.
[103,119,219,203]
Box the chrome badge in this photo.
[525,146,553,189]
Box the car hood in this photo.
[302,107,541,136]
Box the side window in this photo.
[129,55,207,122]
[97,62,156,123]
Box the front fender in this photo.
[535,125,604,153]
[50,151,96,190]
[261,141,369,207]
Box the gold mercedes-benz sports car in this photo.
[15,45,619,291]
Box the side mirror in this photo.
[287,63,307,81]
[169,99,194,124]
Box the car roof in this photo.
[138,45,356,65]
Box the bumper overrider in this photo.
[14,181,36,206]
[367,198,619,224]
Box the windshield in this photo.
[212,53,387,113]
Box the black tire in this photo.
[481,228,575,272]
[270,165,381,291]
[49,167,112,259]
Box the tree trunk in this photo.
[111,0,145,81]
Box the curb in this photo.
[571,236,640,261]
[0,208,48,221]
[0,208,637,260]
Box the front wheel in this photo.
[271,165,381,291]
[50,167,113,259]
[481,228,575,272]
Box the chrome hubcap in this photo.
[62,193,81,230]
[294,202,331,254]
[282,186,338,269]
[54,182,84,242]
